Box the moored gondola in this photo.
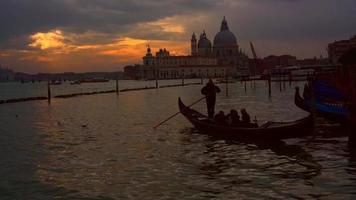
[294,86,348,122]
[179,98,313,141]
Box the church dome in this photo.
[198,31,212,49]
[213,17,237,47]
[198,38,212,49]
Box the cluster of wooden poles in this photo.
[0,78,204,105]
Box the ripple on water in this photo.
[0,81,355,199]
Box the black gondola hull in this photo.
[179,98,313,141]
[294,87,348,122]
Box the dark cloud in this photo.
[0,0,217,48]
[0,0,355,72]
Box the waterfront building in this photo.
[328,35,356,64]
[125,17,250,80]
[263,55,297,68]
[0,66,15,82]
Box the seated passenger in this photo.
[240,108,251,124]
[227,109,240,126]
[214,111,227,125]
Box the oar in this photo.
[153,96,206,129]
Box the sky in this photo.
[0,0,355,73]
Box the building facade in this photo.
[0,66,15,82]
[328,35,356,65]
[125,17,250,80]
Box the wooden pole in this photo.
[225,74,228,97]
[155,70,159,89]
[201,74,203,85]
[268,75,272,97]
[116,78,119,95]
[182,71,185,86]
[349,103,356,147]
[289,73,292,87]
[47,81,51,104]
[244,79,247,93]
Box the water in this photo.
[0,80,355,199]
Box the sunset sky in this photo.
[0,0,355,73]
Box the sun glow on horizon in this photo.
[12,29,190,72]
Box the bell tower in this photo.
[143,44,154,66]
[191,33,197,56]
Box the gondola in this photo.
[178,98,313,141]
[294,86,348,122]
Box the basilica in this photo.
[125,17,250,80]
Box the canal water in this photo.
[0,80,355,199]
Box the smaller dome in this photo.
[198,38,212,49]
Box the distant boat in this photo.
[50,80,62,85]
[179,97,313,141]
[70,78,109,85]
[294,86,348,122]
[80,78,109,83]
[70,80,81,85]
[215,78,236,84]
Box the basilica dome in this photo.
[213,17,237,47]
[198,32,212,49]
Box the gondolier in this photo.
[201,79,221,118]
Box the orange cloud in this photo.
[146,17,186,33]
[98,37,189,61]
[0,52,10,57]
[12,26,191,72]
[29,30,66,50]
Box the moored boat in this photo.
[294,86,348,122]
[178,98,313,141]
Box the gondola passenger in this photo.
[227,109,240,126]
[241,109,251,124]
[214,111,227,125]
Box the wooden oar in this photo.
[153,96,206,129]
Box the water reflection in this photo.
[1,80,356,199]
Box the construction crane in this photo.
[250,41,258,61]
[249,41,258,75]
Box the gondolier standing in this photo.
[201,79,221,118]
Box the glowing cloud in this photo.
[148,18,185,33]
[29,30,66,50]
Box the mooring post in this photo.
[47,80,51,104]
[348,79,356,148]
[116,78,119,95]
[349,107,355,147]
[155,70,159,89]
[244,79,247,93]
[268,75,272,97]
[182,70,185,86]
[225,74,228,97]
[201,75,203,85]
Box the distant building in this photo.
[0,65,15,82]
[297,57,330,66]
[125,17,250,80]
[124,64,155,80]
[328,35,356,64]
[263,55,297,68]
